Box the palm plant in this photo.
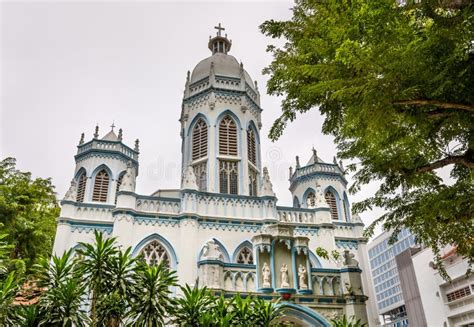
[33,249,75,289]
[251,297,285,326]
[0,272,22,326]
[331,315,367,327]
[38,277,90,327]
[77,230,118,325]
[97,247,136,327]
[128,261,177,326]
[18,304,41,327]
[231,293,253,325]
[172,282,215,326]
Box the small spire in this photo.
[339,160,344,172]
[254,80,259,92]
[134,139,140,152]
[333,156,338,164]
[312,147,317,161]
[79,133,84,145]
[118,128,123,141]
[296,156,300,168]
[186,70,190,84]
[289,166,293,179]
[208,24,232,54]
[94,125,99,138]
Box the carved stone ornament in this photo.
[119,161,136,192]
[343,250,359,267]
[181,165,198,190]
[298,264,308,289]
[280,264,290,288]
[315,182,329,207]
[63,179,77,201]
[260,167,275,197]
[202,240,223,260]
[262,262,271,288]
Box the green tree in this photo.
[331,315,367,327]
[260,0,474,271]
[76,231,118,325]
[128,261,178,326]
[0,157,59,273]
[172,282,214,326]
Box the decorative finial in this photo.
[312,147,317,161]
[254,80,259,91]
[134,139,140,152]
[79,133,84,145]
[118,128,123,141]
[339,160,345,173]
[296,156,300,168]
[333,156,337,164]
[214,23,225,36]
[186,70,190,83]
[94,125,99,138]
[110,122,115,131]
[289,166,293,179]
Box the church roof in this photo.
[101,130,119,141]
[190,53,255,89]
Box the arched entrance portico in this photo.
[279,303,331,327]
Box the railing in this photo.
[135,197,180,214]
[223,266,257,292]
[291,163,343,181]
[68,202,114,221]
[276,207,319,224]
[77,140,138,160]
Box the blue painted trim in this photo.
[289,171,348,189]
[60,201,115,209]
[75,149,138,166]
[293,195,300,208]
[197,238,230,263]
[132,233,178,270]
[298,289,313,295]
[302,187,317,209]
[308,251,323,268]
[197,259,224,267]
[232,240,253,263]
[257,287,274,293]
[340,268,362,273]
[311,268,340,274]
[323,185,343,221]
[275,288,296,294]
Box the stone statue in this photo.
[260,167,275,197]
[262,262,271,288]
[119,161,136,192]
[202,240,223,260]
[298,264,308,289]
[280,264,290,288]
[63,179,77,201]
[181,165,198,190]
[343,250,359,267]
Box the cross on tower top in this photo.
[214,23,225,36]
[110,122,116,131]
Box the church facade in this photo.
[53,26,378,326]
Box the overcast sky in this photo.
[1,1,383,228]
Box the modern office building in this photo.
[368,229,416,326]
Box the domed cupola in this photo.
[180,25,263,197]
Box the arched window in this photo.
[219,161,238,194]
[236,247,253,265]
[325,191,339,220]
[115,172,125,204]
[193,162,207,192]
[247,128,256,166]
[192,119,208,161]
[306,192,316,208]
[92,169,110,202]
[219,115,238,156]
[140,240,170,268]
[76,171,87,202]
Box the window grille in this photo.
[247,128,256,165]
[446,286,471,302]
[219,116,238,156]
[193,162,207,192]
[325,191,339,220]
[192,119,208,161]
[236,247,253,264]
[115,172,124,204]
[248,166,258,196]
[219,160,238,194]
[306,192,316,208]
[76,172,87,202]
[140,240,170,268]
[92,169,109,202]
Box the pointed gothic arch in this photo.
[324,186,342,221]
[115,170,126,203]
[132,233,178,270]
[302,187,317,209]
[197,238,230,263]
[91,164,113,203]
[75,168,87,202]
[232,240,254,265]
[343,192,351,222]
[293,196,300,208]
[308,251,323,268]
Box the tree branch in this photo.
[393,99,474,113]
[414,154,474,173]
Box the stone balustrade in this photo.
[223,266,257,292]
[291,162,343,181]
[276,206,322,224]
[135,196,181,214]
[77,139,138,160]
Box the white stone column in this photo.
[177,218,199,286]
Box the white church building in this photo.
[53,26,378,326]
